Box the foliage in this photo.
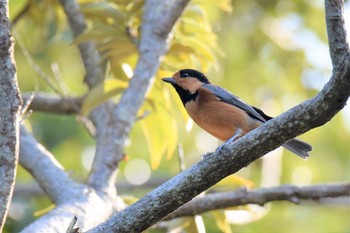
[7,0,350,232]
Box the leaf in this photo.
[193,0,233,12]
[80,2,126,24]
[121,195,139,205]
[141,105,178,169]
[141,110,167,169]
[33,204,56,217]
[81,79,127,115]
[214,175,255,190]
[141,84,179,169]
[212,211,233,233]
[100,39,137,61]
[73,26,124,45]
[178,36,216,62]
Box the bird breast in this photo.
[185,89,261,142]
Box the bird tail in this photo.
[282,138,312,159]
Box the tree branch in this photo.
[86,1,350,232]
[87,0,190,192]
[59,0,123,195]
[18,126,124,232]
[19,126,84,204]
[59,0,104,88]
[22,92,82,114]
[165,183,350,220]
[0,0,22,230]
[20,190,122,233]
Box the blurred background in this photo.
[7,0,350,232]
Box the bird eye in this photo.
[181,72,189,78]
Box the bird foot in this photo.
[215,128,243,154]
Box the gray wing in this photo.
[202,84,268,123]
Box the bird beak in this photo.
[161,77,176,84]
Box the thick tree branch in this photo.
[20,190,122,233]
[0,0,22,230]
[19,127,127,232]
[19,126,84,204]
[86,1,350,232]
[87,0,190,192]
[22,92,82,114]
[165,183,350,220]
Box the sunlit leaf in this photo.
[80,2,126,24]
[214,175,255,190]
[178,36,216,62]
[166,217,193,233]
[81,79,127,115]
[73,26,124,44]
[185,216,205,233]
[141,84,179,169]
[212,211,233,233]
[33,204,56,217]
[141,110,167,169]
[121,195,139,205]
[193,0,233,12]
[141,104,178,169]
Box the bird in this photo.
[162,68,312,159]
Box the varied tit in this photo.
[162,69,312,159]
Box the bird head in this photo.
[162,69,210,94]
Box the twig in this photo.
[165,183,350,220]
[22,92,83,114]
[51,63,70,96]
[13,29,63,94]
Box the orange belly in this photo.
[185,100,261,142]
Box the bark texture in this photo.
[0,0,22,230]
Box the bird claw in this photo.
[215,128,243,154]
[215,144,225,154]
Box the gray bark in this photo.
[0,0,22,230]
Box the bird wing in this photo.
[202,84,269,123]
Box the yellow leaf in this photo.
[121,195,139,205]
[212,211,233,233]
[141,88,178,169]
[81,79,127,115]
[73,26,123,45]
[80,2,126,24]
[214,175,254,190]
[141,108,167,169]
[33,204,55,217]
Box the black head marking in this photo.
[179,69,210,84]
[172,84,198,106]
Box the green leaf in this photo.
[81,79,127,115]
